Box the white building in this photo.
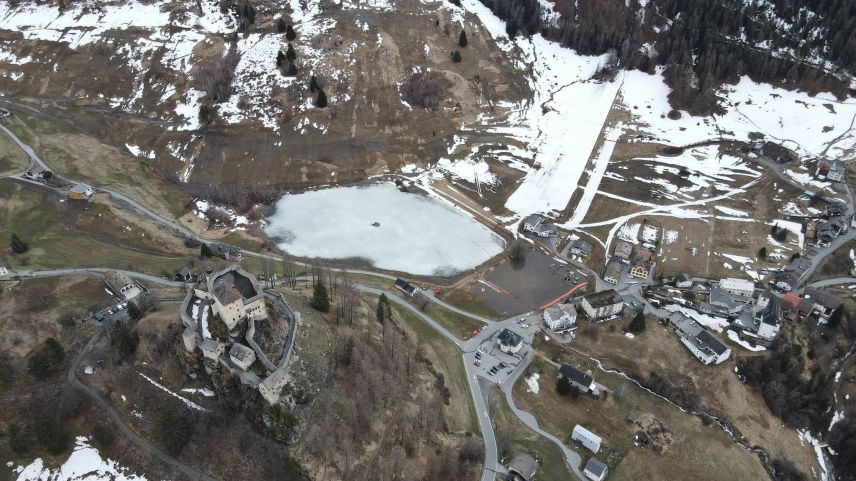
[0,265,8,277]
[522,214,557,237]
[259,368,289,404]
[572,424,602,453]
[542,304,576,330]
[581,290,624,321]
[104,270,143,301]
[718,278,754,298]
[673,316,731,365]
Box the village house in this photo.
[718,277,755,298]
[672,315,731,365]
[104,270,143,301]
[522,214,557,237]
[773,270,800,293]
[675,273,693,288]
[68,183,93,201]
[24,165,48,180]
[175,266,192,282]
[828,202,847,219]
[0,265,8,277]
[572,424,602,453]
[496,328,523,354]
[559,363,596,393]
[570,239,593,257]
[542,304,577,330]
[584,458,609,481]
[603,258,622,285]
[210,243,243,260]
[613,240,634,261]
[817,160,846,182]
[507,453,538,481]
[700,286,748,317]
[581,290,624,321]
[628,247,655,279]
[750,296,782,343]
[755,141,798,163]
[394,278,418,297]
[801,287,842,321]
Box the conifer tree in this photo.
[285,24,297,41]
[311,279,330,312]
[286,43,296,61]
[316,88,327,108]
[451,50,462,62]
[459,30,468,47]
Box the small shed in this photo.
[584,457,609,481]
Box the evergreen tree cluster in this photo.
[478,0,855,114]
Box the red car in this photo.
[474,359,481,367]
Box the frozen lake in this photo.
[264,183,506,276]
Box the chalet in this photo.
[570,239,593,256]
[581,290,624,321]
[104,270,143,301]
[783,257,812,277]
[522,214,557,237]
[672,316,731,365]
[628,248,654,280]
[175,266,192,282]
[259,368,289,404]
[559,363,595,393]
[675,273,693,288]
[228,343,256,371]
[394,278,418,297]
[507,453,538,481]
[756,141,798,163]
[68,183,93,201]
[816,222,836,247]
[542,304,577,330]
[496,328,523,354]
[614,240,633,261]
[719,278,754,298]
[584,458,609,481]
[603,258,622,285]
[572,424,602,453]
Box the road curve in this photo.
[67,329,219,481]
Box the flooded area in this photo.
[264,183,506,276]
[467,244,590,317]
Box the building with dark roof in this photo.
[394,278,418,297]
[205,265,267,330]
[757,141,798,163]
[559,363,594,392]
[496,328,523,354]
[584,458,609,481]
[507,452,538,481]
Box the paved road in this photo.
[11,267,186,287]
[807,277,856,288]
[67,327,219,481]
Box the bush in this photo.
[451,50,462,62]
[156,407,193,455]
[10,233,28,254]
[8,423,29,455]
[35,417,70,455]
[400,71,452,109]
[27,338,65,378]
[92,423,115,448]
[111,320,139,358]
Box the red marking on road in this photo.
[539,282,588,310]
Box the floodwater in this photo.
[264,183,505,276]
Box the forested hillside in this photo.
[482,0,856,113]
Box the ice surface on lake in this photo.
[265,183,505,276]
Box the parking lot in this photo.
[470,313,543,385]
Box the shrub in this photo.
[451,50,462,62]
[27,338,65,378]
[92,423,115,448]
[156,407,192,455]
[8,423,29,455]
[35,417,70,455]
[400,70,452,109]
[10,233,28,254]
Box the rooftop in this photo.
[508,452,538,480]
[559,363,593,388]
[229,343,255,362]
[210,266,260,305]
[584,289,623,308]
[497,328,523,347]
[584,458,608,477]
